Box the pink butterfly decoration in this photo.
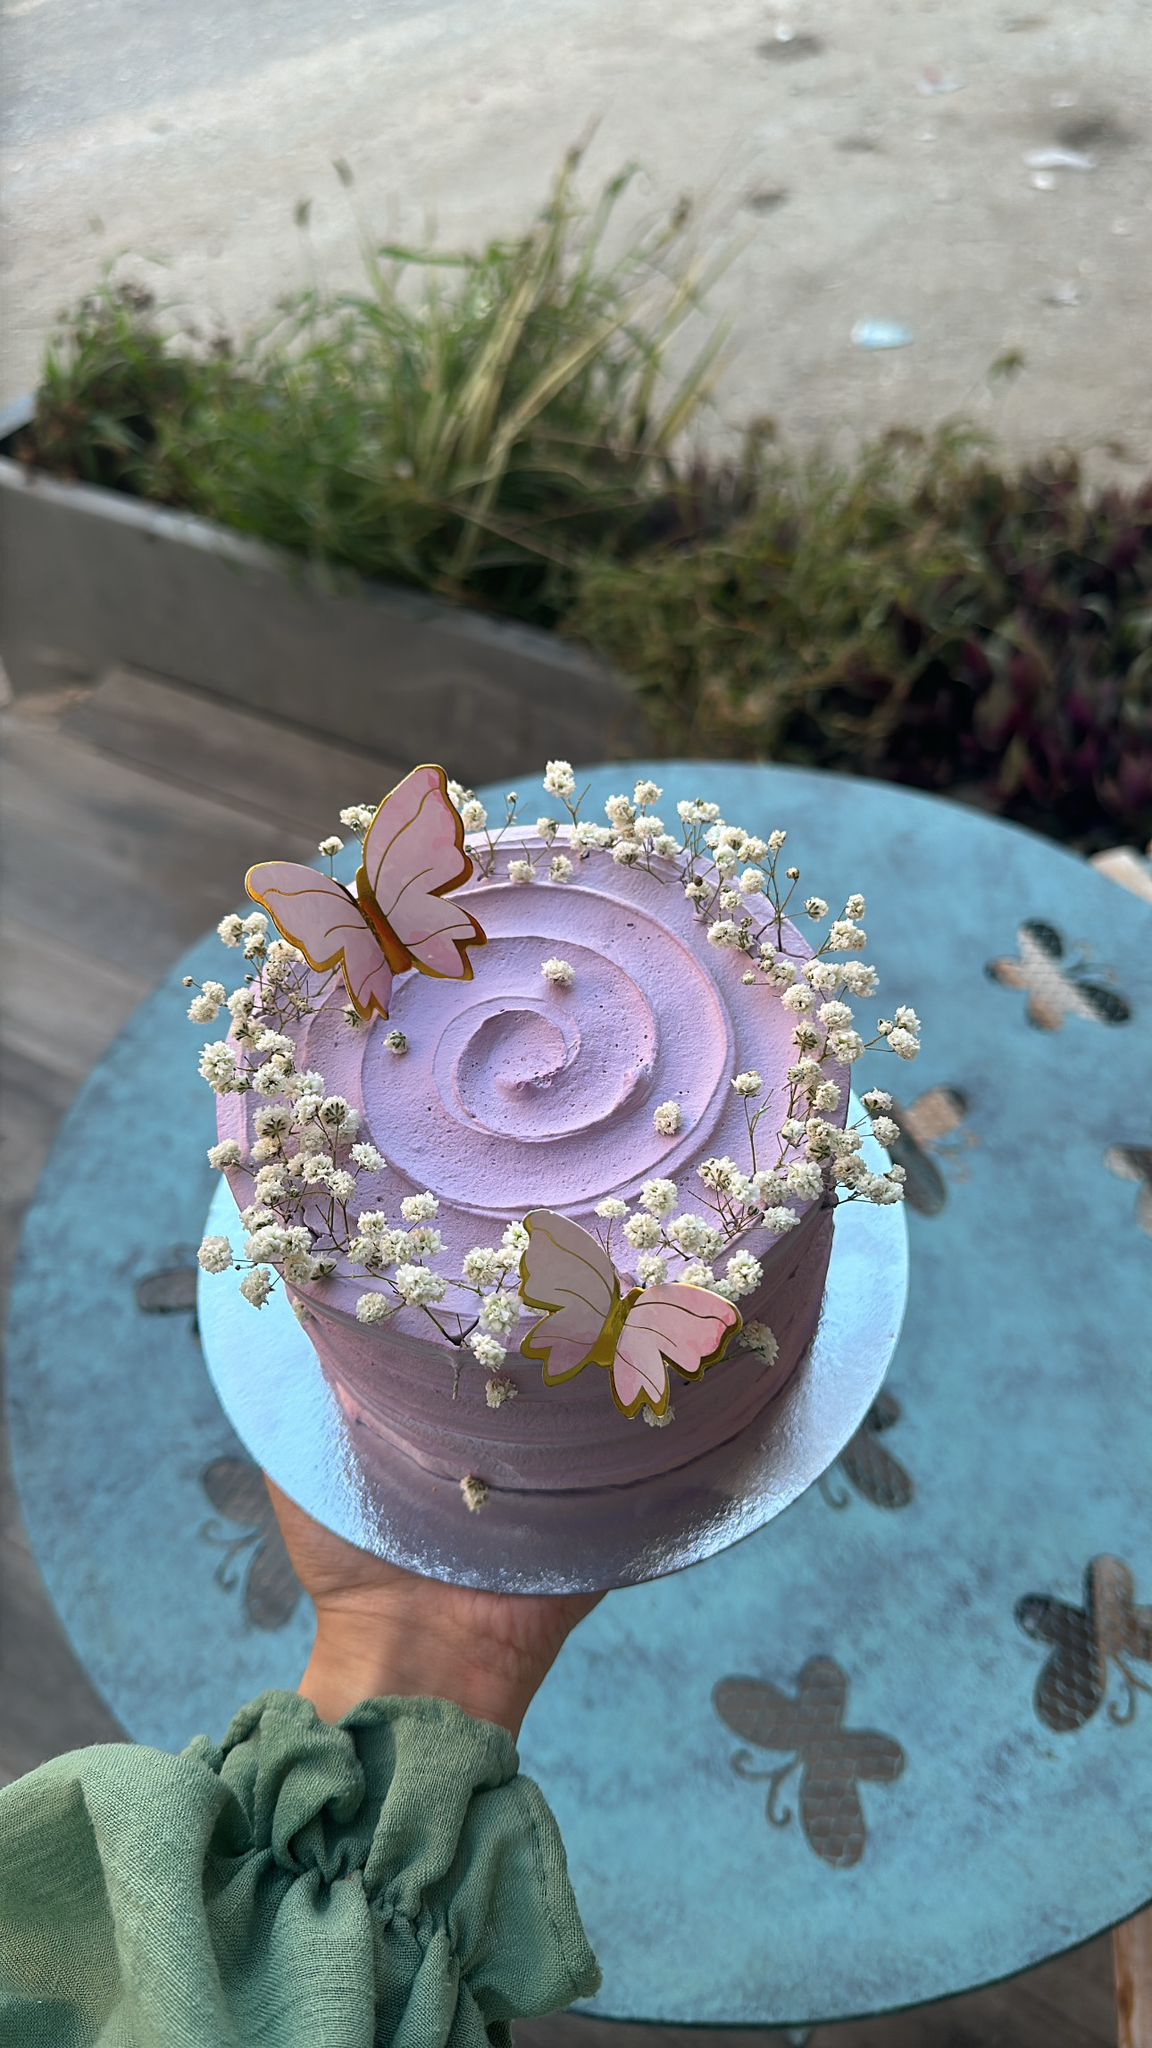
[518,1210,743,1418]
[245,764,486,1021]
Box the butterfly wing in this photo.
[713,1676,808,1755]
[518,1211,620,1384]
[612,1284,742,1417]
[246,862,394,1019]
[359,764,485,980]
[1016,1594,1102,1732]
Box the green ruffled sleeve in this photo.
[0,1691,600,2047]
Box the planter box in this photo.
[0,400,649,779]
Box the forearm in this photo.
[298,1612,539,1735]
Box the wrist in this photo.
[298,1610,535,1736]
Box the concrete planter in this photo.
[0,399,649,778]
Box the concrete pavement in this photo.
[2,0,1150,465]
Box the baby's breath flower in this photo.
[786,1160,824,1200]
[541,956,575,987]
[732,1071,763,1097]
[468,1330,507,1369]
[742,970,759,985]
[401,1192,439,1223]
[500,1220,530,1261]
[197,1235,233,1274]
[636,1253,668,1287]
[240,1204,276,1232]
[719,888,740,913]
[679,1260,714,1288]
[815,1080,841,1113]
[254,1103,291,1137]
[767,829,787,853]
[394,1264,447,1307]
[786,865,800,881]
[605,793,636,829]
[342,1005,365,1031]
[634,778,663,807]
[739,868,766,896]
[240,1267,275,1308]
[871,1116,900,1148]
[828,919,867,953]
[840,961,880,997]
[207,1139,243,1171]
[639,1177,678,1218]
[507,859,535,884]
[356,1292,395,1324]
[828,1028,865,1064]
[480,1290,519,1335]
[791,1024,821,1055]
[780,985,814,1014]
[744,1320,779,1363]
[199,1041,241,1094]
[250,1063,288,1098]
[678,798,721,825]
[862,1089,893,1113]
[460,798,488,832]
[668,1213,725,1259]
[817,1000,855,1030]
[217,913,245,948]
[887,1027,920,1060]
[724,1249,763,1299]
[340,803,378,836]
[768,957,798,988]
[463,1246,506,1287]
[633,814,665,842]
[460,1475,489,1513]
[750,1168,787,1204]
[318,835,344,858]
[187,980,227,1024]
[612,839,641,866]
[804,959,844,993]
[573,821,613,851]
[383,1029,408,1056]
[763,1207,800,1234]
[595,1197,628,1221]
[329,1169,357,1203]
[845,893,867,919]
[300,1151,335,1184]
[707,919,742,950]
[623,1211,662,1251]
[319,1095,357,1134]
[739,836,769,862]
[698,1155,741,1191]
[404,1225,445,1259]
[805,897,829,921]
[544,760,577,801]
[653,1100,683,1137]
[485,1374,519,1408]
[894,1005,922,1034]
[351,1141,386,1172]
[683,878,709,906]
[549,854,573,884]
[653,834,680,859]
[535,816,559,844]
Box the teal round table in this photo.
[7,764,1152,2031]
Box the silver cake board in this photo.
[199,1117,908,1593]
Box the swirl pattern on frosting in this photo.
[240,834,833,1316]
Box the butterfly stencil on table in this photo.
[246,763,486,1021]
[986,919,1131,1032]
[714,1659,905,1869]
[198,1456,302,1632]
[1016,1555,1152,1733]
[886,1086,974,1218]
[818,1391,914,1511]
[518,1211,742,1418]
[1104,1145,1152,1239]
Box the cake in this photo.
[195,764,914,1504]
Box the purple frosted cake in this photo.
[194,764,915,1507]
